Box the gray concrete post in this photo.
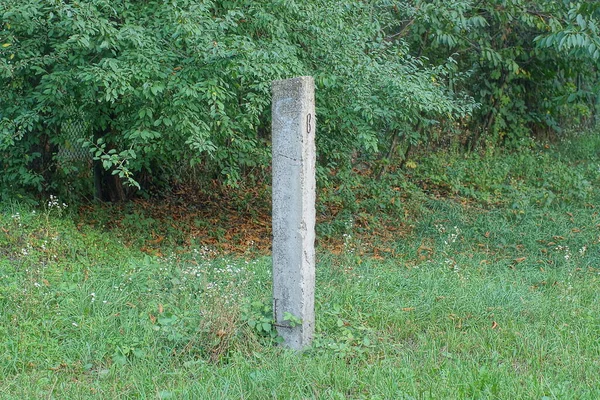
[271,76,316,350]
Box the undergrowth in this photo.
[1,132,599,398]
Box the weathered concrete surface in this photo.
[271,76,316,350]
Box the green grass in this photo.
[1,134,600,399]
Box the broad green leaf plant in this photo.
[1,0,474,200]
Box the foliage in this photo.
[392,0,600,149]
[0,0,475,201]
[536,1,600,60]
[240,298,280,341]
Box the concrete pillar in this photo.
[271,76,316,350]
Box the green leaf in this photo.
[112,353,127,367]
[577,14,586,30]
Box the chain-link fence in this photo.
[57,105,92,162]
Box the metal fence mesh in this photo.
[57,105,92,161]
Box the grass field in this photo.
[1,134,599,399]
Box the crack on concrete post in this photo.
[276,153,300,163]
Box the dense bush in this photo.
[1,0,475,201]
[1,0,598,202]
[394,0,600,148]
